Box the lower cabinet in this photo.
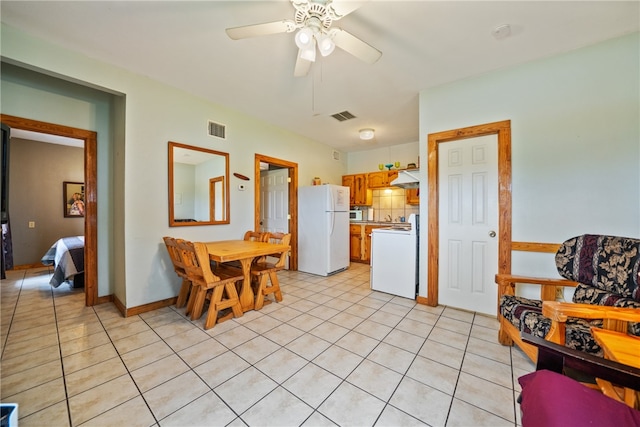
[350,224,386,263]
[350,225,363,262]
[364,225,386,263]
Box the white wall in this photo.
[347,141,420,174]
[9,139,84,264]
[418,32,640,298]
[1,23,347,308]
[1,61,116,298]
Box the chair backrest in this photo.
[268,232,291,268]
[163,236,188,279]
[176,239,221,286]
[555,234,640,302]
[244,230,270,242]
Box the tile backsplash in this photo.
[355,188,418,222]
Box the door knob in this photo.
[489,230,496,238]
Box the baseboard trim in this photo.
[96,294,113,305]
[113,295,177,318]
[10,263,47,270]
[416,295,431,306]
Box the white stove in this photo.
[370,214,419,299]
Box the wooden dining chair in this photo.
[244,230,271,242]
[250,232,291,310]
[176,239,244,329]
[163,236,191,308]
[224,230,272,270]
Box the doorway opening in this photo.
[254,154,298,270]
[426,120,512,309]
[0,114,99,306]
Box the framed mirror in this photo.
[168,141,230,226]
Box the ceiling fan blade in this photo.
[329,0,368,19]
[332,28,382,64]
[294,50,312,77]
[226,20,296,40]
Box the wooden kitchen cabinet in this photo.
[342,175,354,203]
[342,174,371,206]
[350,223,385,263]
[364,225,386,263]
[349,224,363,262]
[406,188,420,205]
[367,171,398,189]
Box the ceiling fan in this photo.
[225,0,382,77]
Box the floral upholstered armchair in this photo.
[496,234,640,362]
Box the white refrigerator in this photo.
[298,184,350,276]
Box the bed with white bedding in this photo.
[41,236,85,287]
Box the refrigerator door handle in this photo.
[328,211,335,237]
[328,187,335,211]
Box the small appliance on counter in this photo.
[349,209,363,221]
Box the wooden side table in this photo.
[591,327,640,409]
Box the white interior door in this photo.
[438,135,498,315]
[260,168,289,234]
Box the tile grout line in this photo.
[5,265,529,426]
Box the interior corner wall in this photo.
[418,32,640,297]
[0,62,117,299]
[347,141,420,174]
[2,23,348,309]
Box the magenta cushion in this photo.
[518,370,640,427]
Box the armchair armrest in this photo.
[521,332,640,390]
[542,301,640,345]
[495,274,578,301]
[542,301,640,323]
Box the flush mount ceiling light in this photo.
[359,128,375,140]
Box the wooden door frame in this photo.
[426,120,512,307]
[1,114,99,306]
[254,154,298,270]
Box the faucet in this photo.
[385,214,392,222]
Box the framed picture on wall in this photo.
[64,181,85,217]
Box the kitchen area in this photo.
[295,142,422,299]
[343,168,420,300]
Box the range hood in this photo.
[391,169,420,189]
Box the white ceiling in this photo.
[1,1,638,153]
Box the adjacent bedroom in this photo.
[1,127,85,288]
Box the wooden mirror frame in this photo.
[168,141,230,226]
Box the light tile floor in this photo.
[1,264,534,426]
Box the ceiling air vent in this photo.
[208,120,226,139]
[331,111,356,122]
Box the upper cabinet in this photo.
[406,188,420,205]
[343,169,420,206]
[342,174,372,206]
[367,170,398,189]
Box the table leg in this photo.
[238,258,255,312]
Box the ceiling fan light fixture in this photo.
[295,27,314,49]
[300,41,316,62]
[317,33,335,57]
[359,128,375,140]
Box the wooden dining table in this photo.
[204,240,290,312]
